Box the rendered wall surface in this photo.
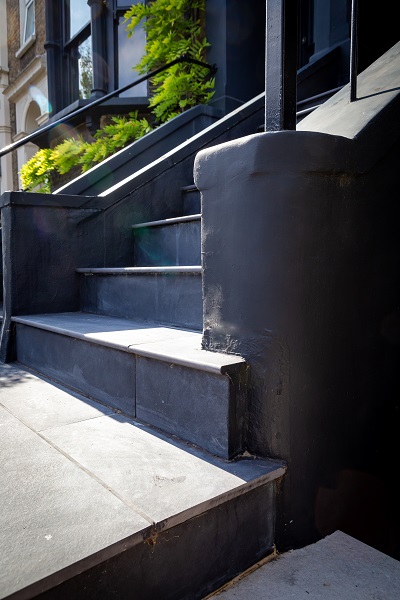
[194,126,400,555]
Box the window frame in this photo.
[23,0,35,44]
[45,0,150,117]
[62,2,92,104]
[113,1,147,97]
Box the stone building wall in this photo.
[2,0,48,191]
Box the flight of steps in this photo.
[11,185,244,459]
[2,184,286,599]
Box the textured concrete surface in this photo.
[210,530,400,599]
[0,362,284,599]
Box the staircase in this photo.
[2,84,341,596]
[10,184,246,459]
[0,177,286,598]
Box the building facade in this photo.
[1,0,48,192]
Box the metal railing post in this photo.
[265,0,298,131]
[350,0,359,102]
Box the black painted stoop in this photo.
[0,185,286,599]
[0,100,287,598]
[8,186,247,460]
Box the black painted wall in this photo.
[194,58,400,559]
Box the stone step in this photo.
[11,312,247,459]
[77,266,202,330]
[0,361,286,599]
[132,214,201,267]
[181,183,200,215]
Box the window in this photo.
[117,12,147,97]
[66,0,91,41]
[45,1,148,115]
[63,0,92,102]
[23,0,35,43]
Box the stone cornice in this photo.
[3,54,47,103]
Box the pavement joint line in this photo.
[0,397,156,528]
[38,429,156,527]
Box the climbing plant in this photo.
[20,0,214,194]
[124,0,214,123]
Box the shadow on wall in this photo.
[315,468,400,560]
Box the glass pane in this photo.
[78,37,93,99]
[68,0,91,40]
[117,16,147,97]
[24,1,35,42]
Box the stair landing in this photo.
[0,362,285,600]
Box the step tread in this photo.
[0,362,286,599]
[181,184,198,192]
[132,214,201,229]
[12,312,244,374]
[76,266,202,274]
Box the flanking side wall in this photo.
[194,125,400,557]
[0,192,104,362]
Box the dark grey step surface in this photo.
[132,214,201,266]
[77,266,202,329]
[0,362,286,600]
[181,184,201,215]
[12,312,247,458]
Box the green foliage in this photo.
[52,136,87,174]
[20,148,56,194]
[79,113,152,172]
[124,0,214,123]
[20,0,214,193]
[20,112,152,190]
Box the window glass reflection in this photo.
[118,17,147,96]
[24,0,35,42]
[78,36,93,99]
[68,0,91,40]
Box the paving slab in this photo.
[0,363,114,430]
[0,404,150,600]
[209,530,400,600]
[0,362,285,599]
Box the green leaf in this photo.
[21,0,214,191]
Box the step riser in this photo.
[136,356,245,457]
[31,482,277,600]
[133,220,201,266]
[15,324,136,415]
[80,273,202,330]
[14,323,244,458]
[182,187,201,215]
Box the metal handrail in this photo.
[0,0,360,158]
[0,55,217,159]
